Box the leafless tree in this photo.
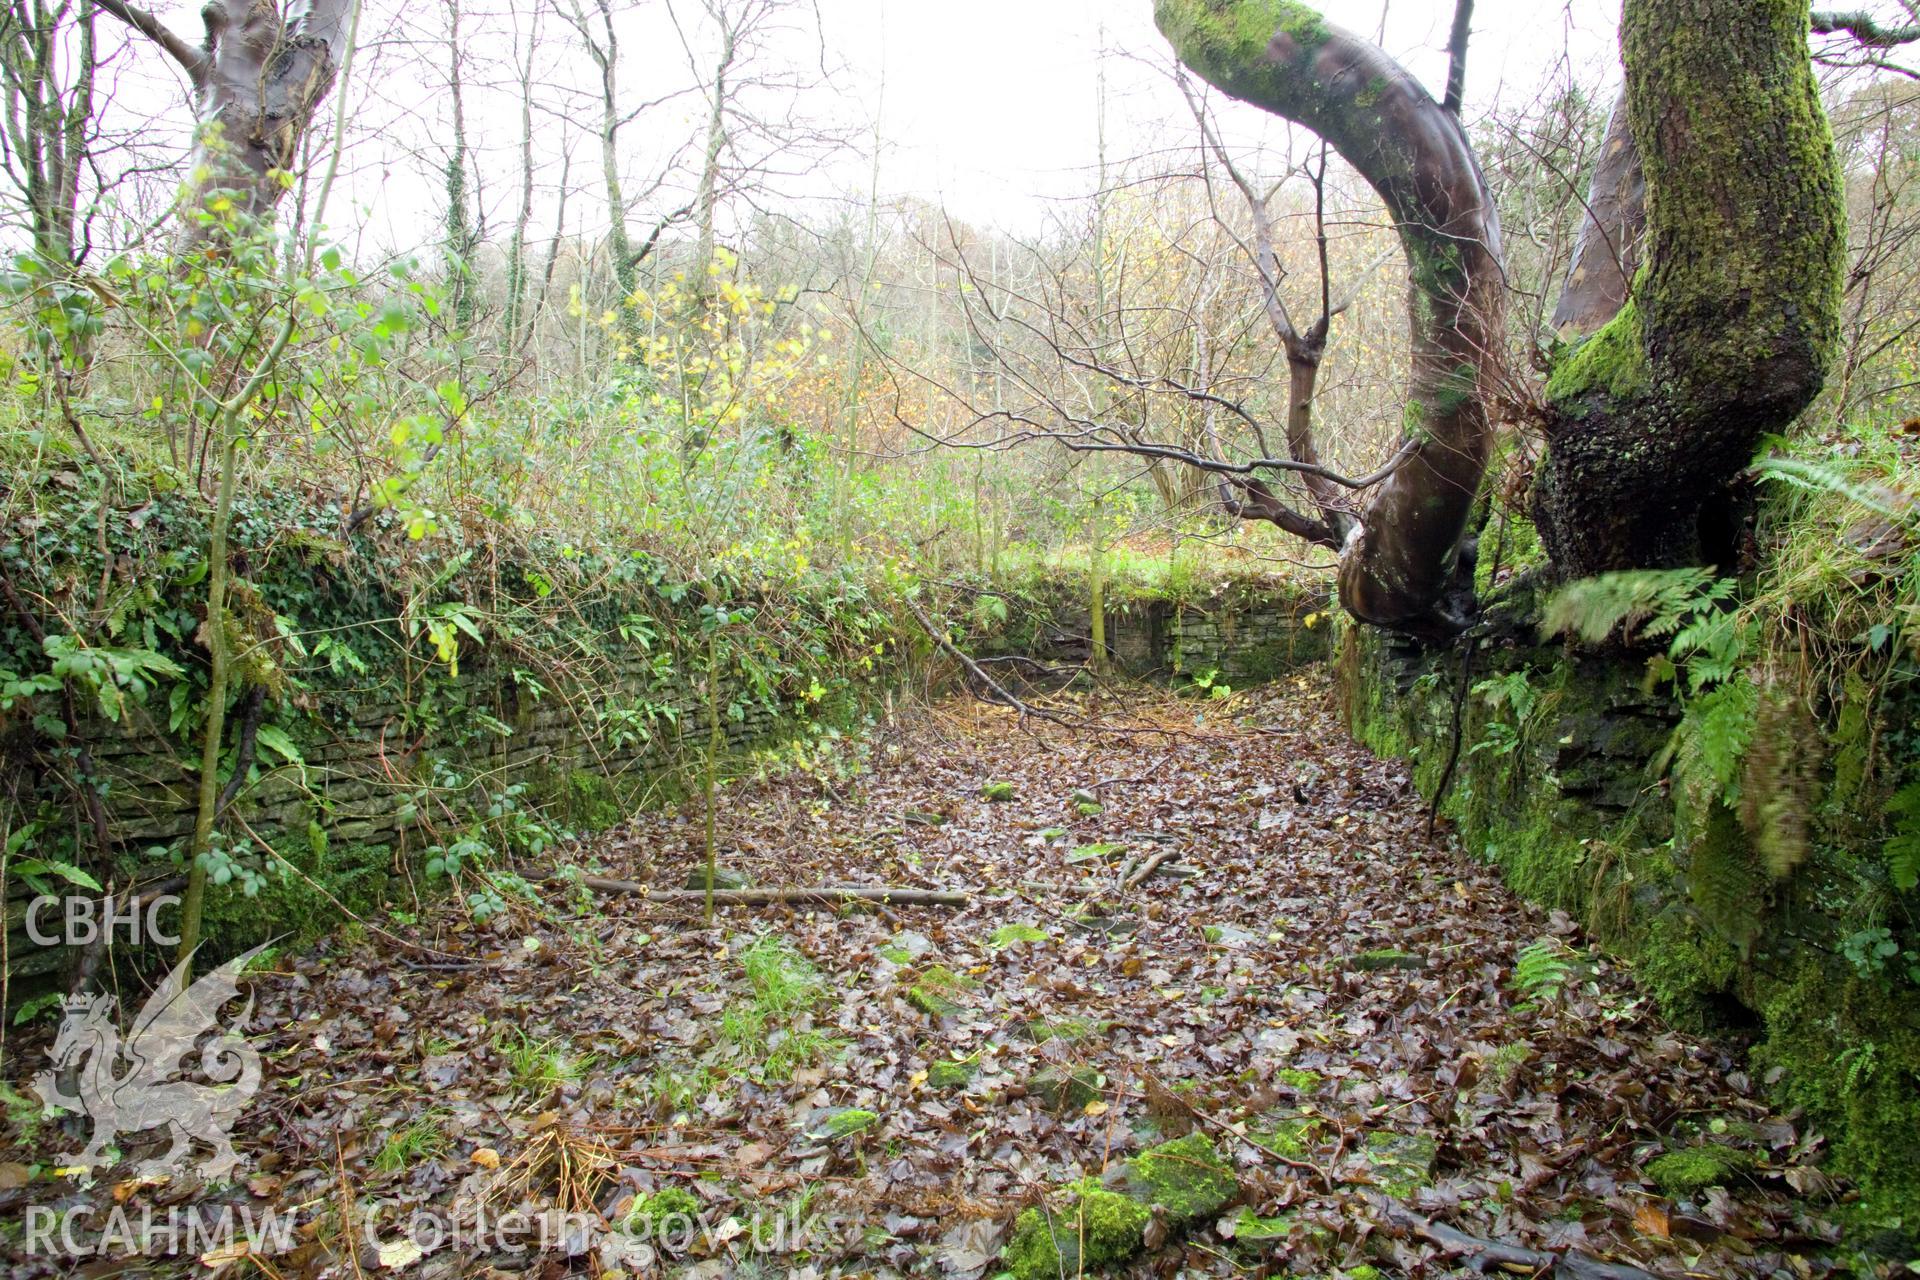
[0,0,96,272]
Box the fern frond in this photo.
[1669,680,1758,799]
[1887,783,1920,893]
[1754,456,1915,524]
[1542,568,1726,646]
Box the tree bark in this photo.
[1534,0,1845,577]
[1156,1,1508,636]
[563,0,644,353]
[1550,89,1643,340]
[172,0,355,251]
[690,5,737,289]
[0,0,98,271]
[443,0,474,332]
[503,5,540,353]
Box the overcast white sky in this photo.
[72,0,1920,263]
[805,0,1622,224]
[271,0,1624,260]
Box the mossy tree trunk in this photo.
[1158,0,1845,625]
[1534,0,1845,577]
[442,0,474,333]
[1155,0,1508,637]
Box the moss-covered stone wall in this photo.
[977,579,1333,686]
[2,485,901,996]
[1339,614,1920,1233]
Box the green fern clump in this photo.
[1886,783,1920,892]
[1542,568,1739,653]
[1682,803,1768,957]
[1510,938,1576,1003]
[1665,681,1757,807]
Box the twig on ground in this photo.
[899,589,1078,730]
[1382,1202,1665,1279]
[530,872,969,908]
[1122,849,1180,889]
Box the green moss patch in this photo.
[1003,1180,1150,1280]
[1030,1065,1104,1112]
[1546,296,1648,404]
[1127,1133,1240,1226]
[1001,1136,1242,1276]
[1645,1144,1756,1198]
[626,1186,700,1232]
[991,923,1049,948]
[926,1055,980,1090]
[1364,1131,1439,1198]
[1253,1110,1323,1158]
[810,1107,879,1140]
[1023,1015,1106,1044]
[1226,1206,1295,1242]
[906,963,977,1019]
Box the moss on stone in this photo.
[1275,1066,1321,1092]
[907,963,977,1019]
[1645,1144,1756,1198]
[1337,593,1920,1231]
[1233,1207,1304,1245]
[1024,1015,1105,1044]
[816,1107,878,1140]
[205,836,392,954]
[567,769,626,831]
[991,922,1049,948]
[927,1055,979,1090]
[1636,906,1731,1025]
[1128,1133,1240,1225]
[1002,1180,1150,1279]
[1254,1110,1322,1158]
[1031,1065,1104,1112]
[1346,948,1426,971]
[1364,1131,1439,1198]
[1753,955,1920,1219]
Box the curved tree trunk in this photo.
[1155,1,1507,637]
[1534,0,1844,576]
[1551,89,1644,341]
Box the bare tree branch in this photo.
[93,0,205,82]
[1813,9,1920,45]
[1443,0,1475,117]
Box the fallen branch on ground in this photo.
[1382,1203,1663,1279]
[899,589,1078,729]
[531,873,969,908]
[1122,849,1180,889]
